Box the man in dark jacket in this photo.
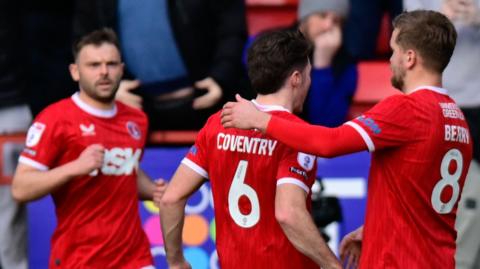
[73,0,252,130]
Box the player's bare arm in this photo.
[159,164,206,269]
[221,94,271,131]
[275,184,342,269]
[12,144,105,202]
[339,226,363,269]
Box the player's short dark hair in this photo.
[72,28,121,61]
[247,29,312,95]
[393,10,457,73]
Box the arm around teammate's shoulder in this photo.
[221,95,367,157]
[266,117,367,157]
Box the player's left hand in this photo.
[339,226,363,269]
[153,179,168,207]
[193,77,223,110]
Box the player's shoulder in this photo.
[382,93,410,104]
[370,93,415,113]
[115,101,148,122]
[36,97,75,121]
[203,110,223,128]
[271,111,306,124]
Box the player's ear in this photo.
[69,63,80,82]
[290,70,301,88]
[405,49,417,69]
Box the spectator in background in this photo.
[73,0,252,130]
[0,2,31,268]
[22,0,76,116]
[403,1,480,268]
[297,0,358,127]
[344,0,403,60]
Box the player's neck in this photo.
[255,91,292,112]
[78,91,115,110]
[403,71,442,95]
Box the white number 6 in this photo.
[228,160,260,228]
[431,148,463,214]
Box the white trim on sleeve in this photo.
[181,158,209,179]
[18,156,49,171]
[345,121,375,152]
[277,177,310,193]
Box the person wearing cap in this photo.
[297,0,358,127]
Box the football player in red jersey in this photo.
[158,30,341,269]
[221,10,473,269]
[12,28,167,269]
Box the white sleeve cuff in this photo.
[345,121,375,152]
[18,156,49,171]
[277,177,310,193]
[181,158,209,179]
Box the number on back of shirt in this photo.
[431,148,463,214]
[228,160,260,228]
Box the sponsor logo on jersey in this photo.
[440,102,465,120]
[101,147,142,176]
[79,123,96,136]
[126,121,141,140]
[297,153,315,171]
[26,122,46,147]
[357,116,381,134]
[290,166,308,179]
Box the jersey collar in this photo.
[410,86,448,95]
[72,92,118,118]
[251,100,291,113]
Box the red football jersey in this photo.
[184,101,318,269]
[346,87,473,268]
[19,93,153,269]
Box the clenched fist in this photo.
[72,144,105,177]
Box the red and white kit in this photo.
[184,102,319,269]
[265,86,473,269]
[20,93,153,269]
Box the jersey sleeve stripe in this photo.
[345,121,375,152]
[181,158,209,179]
[277,177,310,193]
[18,156,49,171]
